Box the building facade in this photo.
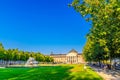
[50,49,84,64]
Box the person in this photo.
[104,64,108,72]
[113,62,117,70]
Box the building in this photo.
[50,49,84,64]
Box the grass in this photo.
[0,64,103,80]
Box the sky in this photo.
[0,0,91,54]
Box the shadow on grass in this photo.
[0,65,103,80]
[0,66,73,80]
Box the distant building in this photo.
[50,49,85,64]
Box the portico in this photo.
[66,49,78,64]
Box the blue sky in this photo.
[0,0,91,54]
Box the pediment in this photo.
[66,49,78,56]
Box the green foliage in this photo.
[0,43,53,62]
[71,0,120,63]
[45,56,54,62]
[0,43,4,59]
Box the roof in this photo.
[50,54,66,56]
[68,49,78,53]
[50,49,82,56]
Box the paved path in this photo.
[91,67,120,80]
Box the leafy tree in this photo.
[71,0,120,65]
[0,42,54,64]
[45,56,54,62]
[0,43,5,64]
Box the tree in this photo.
[45,56,54,62]
[71,0,120,65]
[0,42,54,64]
[35,52,45,62]
[24,51,30,61]
[19,51,26,61]
[0,43,5,64]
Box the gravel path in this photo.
[91,67,120,80]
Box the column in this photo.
[73,56,74,63]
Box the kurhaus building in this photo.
[50,49,84,64]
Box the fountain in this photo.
[25,57,38,67]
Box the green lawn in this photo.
[0,64,103,80]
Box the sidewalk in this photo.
[91,67,120,80]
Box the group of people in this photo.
[90,62,119,70]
